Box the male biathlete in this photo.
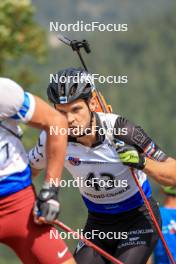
[29,68,176,264]
[0,78,76,264]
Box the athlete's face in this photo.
[55,98,96,137]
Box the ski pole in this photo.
[130,168,175,264]
[54,219,123,264]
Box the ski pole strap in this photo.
[54,220,123,264]
[130,168,175,264]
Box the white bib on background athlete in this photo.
[0,78,35,197]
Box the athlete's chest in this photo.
[65,140,128,176]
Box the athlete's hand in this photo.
[33,182,60,224]
[117,146,146,170]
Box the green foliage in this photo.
[0,0,47,85]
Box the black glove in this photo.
[117,145,146,170]
[33,182,60,223]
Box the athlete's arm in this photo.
[28,96,68,224]
[0,78,67,184]
[0,78,68,223]
[114,116,176,186]
[28,95,68,184]
[144,157,176,186]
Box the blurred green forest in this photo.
[0,0,176,263]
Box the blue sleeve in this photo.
[11,92,35,123]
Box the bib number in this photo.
[0,143,10,168]
[86,172,116,191]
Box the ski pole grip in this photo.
[82,40,91,53]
